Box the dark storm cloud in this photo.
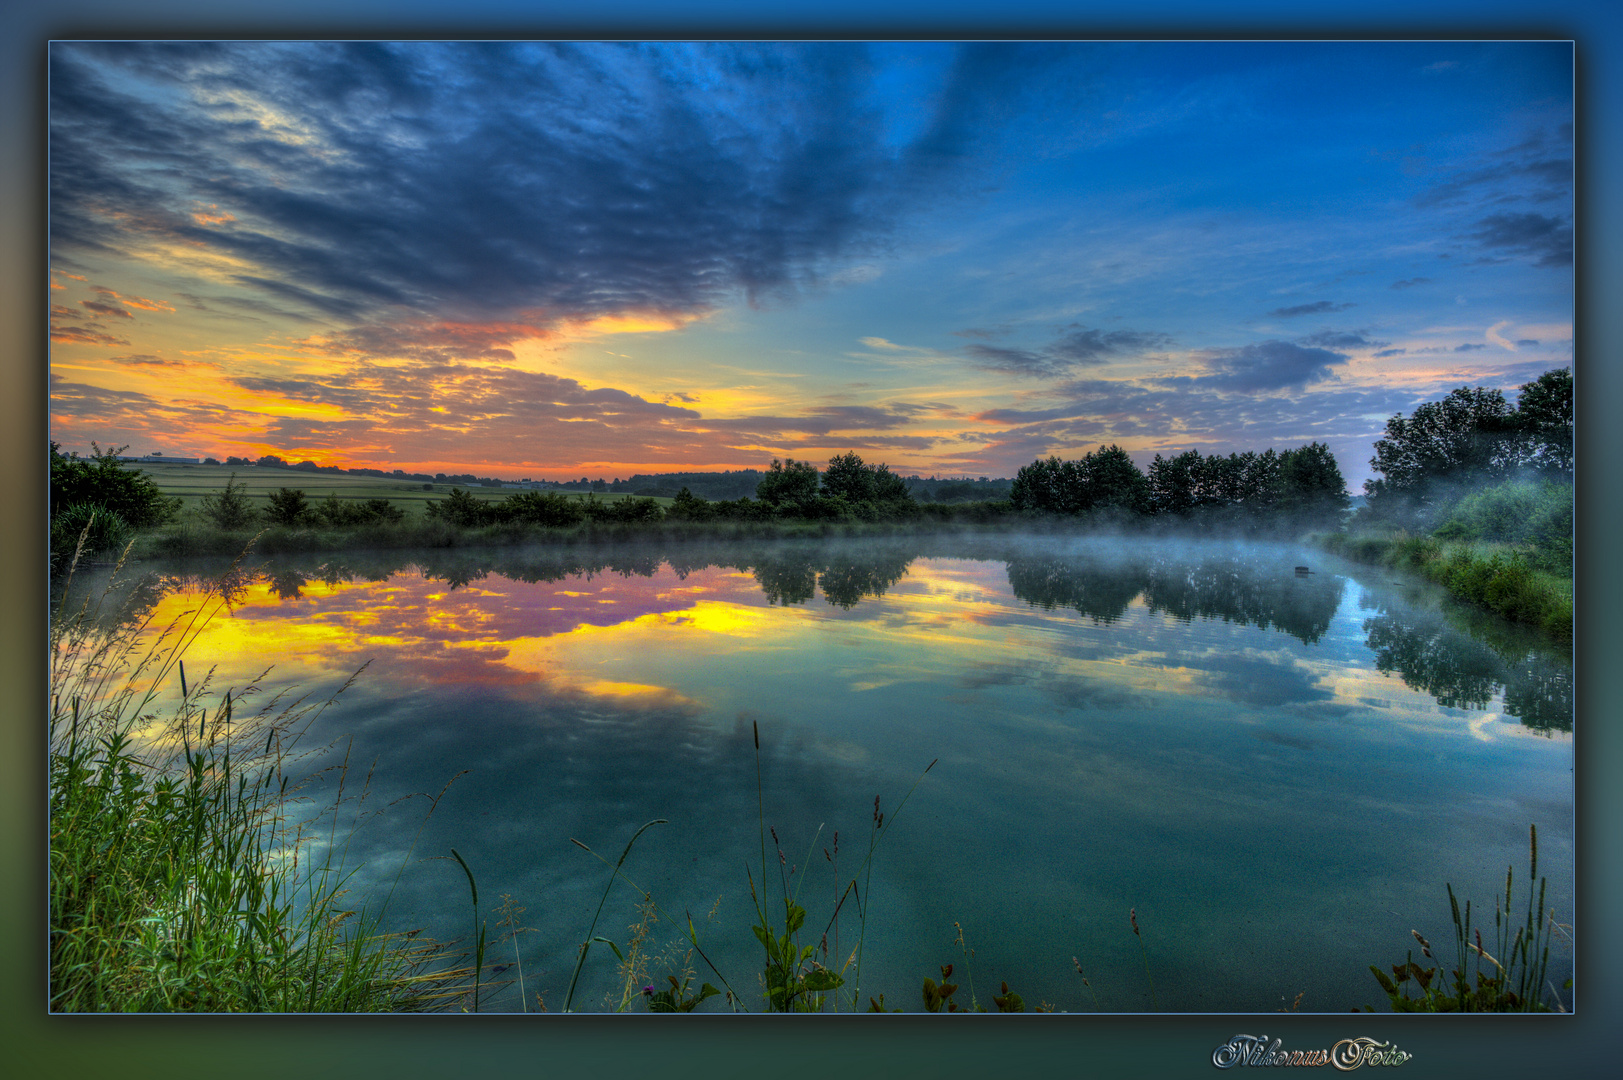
[1467,212,1572,268]
[1268,301,1353,318]
[1199,340,1348,392]
[965,325,1170,378]
[50,42,1056,328]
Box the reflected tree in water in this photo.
[816,552,912,609]
[1360,597,1571,733]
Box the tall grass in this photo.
[1369,825,1569,1012]
[49,539,474,1012]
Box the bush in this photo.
[50,503,133,569]
[264,487,313,527]
[315,496,407,528]
[198,474,257,529]
[50,442,179,530]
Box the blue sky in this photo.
[48,40,1573,487]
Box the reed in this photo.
[1369,824,1568,1012]
[49,537,474,1012]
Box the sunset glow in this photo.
[49,42,1572,486]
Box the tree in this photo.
[820,452,913,505]
[1277,443,1350,531]
[754,458,821,509]
[1011,446,1148,516]
[425,487,495,527]
[1082,445,1151,515]
[1364,385,1524,525]
[1510,367,1572,473]
[1148,450,1202,516]
[264,487,312,526]
[199,473,257,529]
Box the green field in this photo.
[136,463,674,514]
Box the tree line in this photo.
[1010,441,1351,533]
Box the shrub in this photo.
[198,474,257,529]
[50,442,179,530]
[50,503,133,569]
[264,487,313,527]
[316,496,407,528]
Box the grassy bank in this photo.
[1319,531,1572,644]
[49,550,474,1012]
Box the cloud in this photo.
[1453,343,1486,352]
[965,325,1170,378]
[1268,301,1354,318]
[1373,348,1407,358]
[79,299,134,319]
[1299,330,1388,350]
[50,42,1068,331]
[1198,340,1348,391]
[50,325,130,346]
[1466,212,1572,267]
[1515,339,1540,348]
[1390,277,1431,289]
[858,336,932,353]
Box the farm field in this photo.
[136,463,674,515]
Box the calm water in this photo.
[75,536,1573,1013]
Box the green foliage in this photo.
[1433,477,1572,575]
[753,896,845,1011]
[50,503,134,569]
[1370,825,1566,1012]
[264,487,313,527]
[315,496,407,527]
[49,570,472,1012]
[820,451,913,507]
[754,458,822,509]
[1362,368,1572,528]
[424,487,493,527]
[1510,367,1572,473]
[644,974,720,1013]
[497,490,588,527]
[50,442,179,528]
[198,474,257,530]
[1012,445,1150,516]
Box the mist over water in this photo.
[73,535,1573,1012]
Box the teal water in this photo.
[96,535,1573,1013]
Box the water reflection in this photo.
[66,539,1570,730]
[53,537,1572,1012]
[1361,597,1572,733]
[1005,550,1343,644]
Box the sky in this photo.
[47,40,1574,488]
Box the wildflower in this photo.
[1410,929,1433,958]
[642,985,655,996]
[1130,908,1140,936]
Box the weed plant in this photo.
[1369,825,1570,1012]
[49,538,474,1012]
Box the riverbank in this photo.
[1317,531,1571,645]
